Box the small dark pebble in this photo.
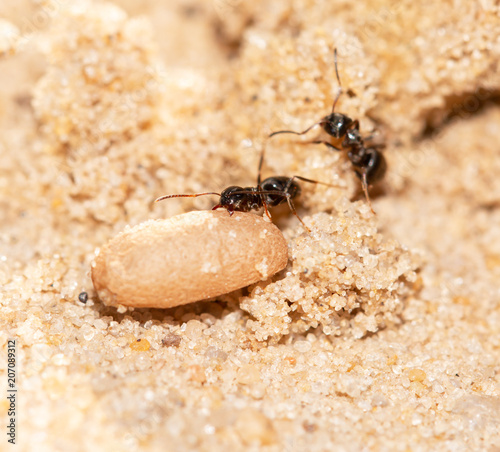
[302,421,317,433]
[162,334,181,347]
[78,291,88,303]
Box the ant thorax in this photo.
[342,125,363,149]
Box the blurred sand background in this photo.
[0,0,499,451]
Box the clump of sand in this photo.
[241,199,419,341]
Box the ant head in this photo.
[322,112,353,139]
[219,186,256,212]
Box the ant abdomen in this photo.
[350,148,387,185]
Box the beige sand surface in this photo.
[0,1,499,451]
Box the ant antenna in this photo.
[268,48,344,139]
[257,142,265,187]
[268,120,327,139]
[155,192,221,203]
[331,48,343,114]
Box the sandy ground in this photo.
[0,1,499,451]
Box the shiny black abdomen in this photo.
[261,177,301,207]
[350,148,387,184]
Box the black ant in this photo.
[269,48,386,213]
[155,147,337,231]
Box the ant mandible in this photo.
[269,48,386,213]
[155,146,337,232]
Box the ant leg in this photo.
[212,204,235,217]
[269,120,327,139]
[216,205,234,216]
[262,202,273,221]
[292,175,344,190]
[279,172,346,232]
[283,176,311,232]
[360,172,376,215]
[363,128,385,144]
[257,141,272,218]
[286,194,311,232]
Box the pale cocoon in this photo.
[91,210,288,308]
